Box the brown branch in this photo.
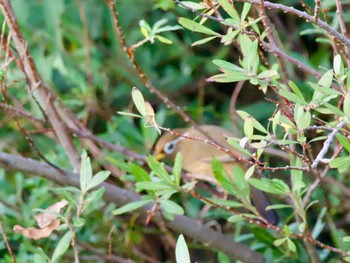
[0,151,265,263]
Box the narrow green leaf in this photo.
[266,204,293,210]
[227,215,244,223]
[51,231,72,263]
[274,237,286,247]
[308,82,341,96]
[173,153,182,185]
[337,133,350,153]
[132,87,147,116]
[130,163,151,182]
[212,158,236,195]
[147,155,173,185]
[212,59,245,72]
[112,199,151,215]
[86,171,110,192]
[175,235,191,263]
[80,151,92,193]
[207,72,250,83]
[344,92,350,120]
[160,199,184,215]
[279,89,307,105]
[288,81,304,100]
[244,116,254,139]
[192,36,217,46]
[225,137,252,157]
[318,70,333,88]
[249,178,291,195]
[241,3,251,22]
[218,0,240,23]
[136,181,174,192]
[178,17,220,36]
[334,54,344,75]
[287,239,296,252]
[324,102,344,116]
[155,35,172,44]
[244,165,255,180]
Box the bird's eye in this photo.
[164,141,176,155]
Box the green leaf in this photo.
[212,59,245,72]
[287,238,296,252]
[178,17,221,36]
[227,215,244,223]
[279,89,307,105]
[308,82,341,96]
[324,102,344,116]
[192,36,217,46]
[112,199,151,215]
[248,178,291,195]
[294,104,311,130]
[136,181,174,192]
[85,171,110,192]
[274,237,286,247]
[288,81,304,100]
[80,151,93,193]
[333,54,344,75]
[241,3,251,22]
[147,155,173,185]
[342,236,350,242]
[160,199,184,215]
[207,72,250,83]
[225,137,252,157]
[132,87,147,116]
[212,158,236,195]
[73,217,85,227]
[244,116,254,139]
[266,204,293,210]
[179,1,206,10]
[330,156,350,173]
[318,70,333,88]
[155,35,172,44]
[130,163,151,182]
[175,234,191,263]
[218,0,240,23]
[344,92,350,121]
[173,153,182,185]
[337,133,350,153]
[85,187,105,206]
[244,165,255,180]
[51,231,72,263]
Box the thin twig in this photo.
[311,121,345,169]
[0,218,17,263]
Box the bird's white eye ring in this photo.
[164,141,176,154]
[163,133,188,155]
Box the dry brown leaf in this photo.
[34,199,69,228]
[13,199,69,240]
[14,219,60,240]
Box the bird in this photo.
[154,125,279,225]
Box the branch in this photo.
[0,151,264,263]
[311,121,346,169]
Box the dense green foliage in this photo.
[1,0,350,262]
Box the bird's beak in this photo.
[154,152,165,161]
